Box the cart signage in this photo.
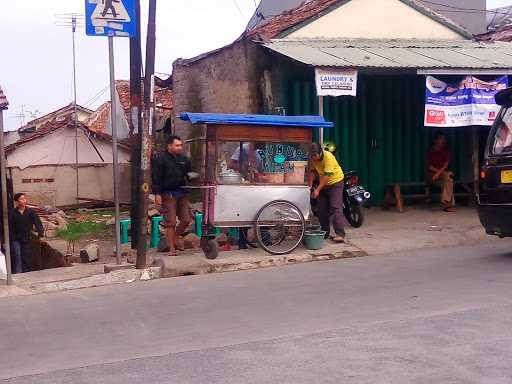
[424,75,508,128]
[315,68,358,97]
[256,144,308,174]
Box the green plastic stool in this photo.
[150,216,164,248]
[194,213,221,238]
[120,219,131,245]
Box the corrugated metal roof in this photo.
[180,113,334,128]
[264,39,512,70]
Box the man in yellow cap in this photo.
[310,143,345,243]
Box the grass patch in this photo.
[57,221,108,242]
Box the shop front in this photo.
[263,39,512,204]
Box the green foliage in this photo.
[57,222,108,242]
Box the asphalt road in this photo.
[2,241,512,383]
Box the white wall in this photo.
[7,127,130,170]
[287,0,466,40]
[11,164,131,207]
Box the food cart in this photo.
[180,113,334,259]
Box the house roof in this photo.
[20,103,93,131]
[249,0,472,40]
[7,112,123,153]
[0,86,8,110]
[86,80,174,134]
[476,26,512,43]
[263,39,512,71]
[87,101,111,134]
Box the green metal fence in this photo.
[286,75,473,204]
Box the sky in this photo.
[0,0,259,131]
[0,0,512,131]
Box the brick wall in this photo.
[172,39,265,140]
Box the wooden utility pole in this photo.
[136,0,157,269]
[130,0,142,251]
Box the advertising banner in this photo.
[315,68,358,97]
[425,75,508,127]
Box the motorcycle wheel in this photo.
[344,203,364,228]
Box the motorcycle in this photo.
[311,170,371,228]
[342,170,371,228]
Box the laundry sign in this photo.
[424,75,508,127]
[315,68,358,97]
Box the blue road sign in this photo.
[85,0,136,37]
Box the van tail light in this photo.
[480,170,487,180]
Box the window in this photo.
[217,141,309,185]
[493,108,512,155]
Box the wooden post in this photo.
[129,0,142,250]
[136,0,156,269]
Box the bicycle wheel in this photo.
[255,200,305,255]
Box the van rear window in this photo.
[493,108,512,155]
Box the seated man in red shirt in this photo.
[427,133,455,212]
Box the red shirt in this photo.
[427,148,451,172]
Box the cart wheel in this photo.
[255,200,305,255]
[201,237,219,260]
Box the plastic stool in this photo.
[195,213,203,238]
[195,213,221,238]
[228,228,239,241]
[150,216,164,248]
[120,219,131,244]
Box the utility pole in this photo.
[136,0,156,269]
[72,15,80,208]
[109,36,122,265]
[0,86,12,285]
[55,13,84,208]
[130,0,142,252]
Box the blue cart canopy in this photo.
[180,113,333,129]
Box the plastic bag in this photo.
[0,251,7,279]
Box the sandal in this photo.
[332,236,345,243]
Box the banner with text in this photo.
[425,75,508,127]
[315,68,358,97]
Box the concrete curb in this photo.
[156,244,368,278]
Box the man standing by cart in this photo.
[152,136,192,256]
[310,143,346,243]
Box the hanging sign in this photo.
[424,75,508,127]
[315,68,358,97]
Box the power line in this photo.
[418,0,512,15]
[83,85,110,107]
[231,0,246,21]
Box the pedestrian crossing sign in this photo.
[85,0,137,37]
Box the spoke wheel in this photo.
[255,200,305,255]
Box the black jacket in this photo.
[11,207,44,242]
[152,152,192,194]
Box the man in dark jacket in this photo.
[152,135,192,256]
[11,193,44,273]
